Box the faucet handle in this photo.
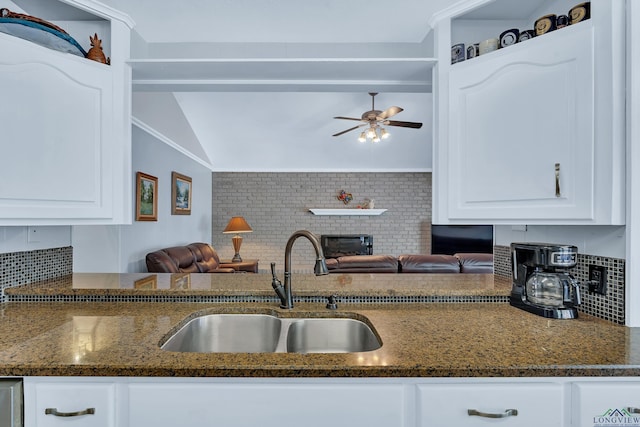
[326,295,338,310]
[270,262,278,279]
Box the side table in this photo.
[219,259,259,273]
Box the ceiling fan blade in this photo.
[334,116,366,122]
[385,120,423,129]
[332,124,367,137]
[377,106,403,120]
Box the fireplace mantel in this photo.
[308,209,387,216]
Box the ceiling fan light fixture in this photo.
[380,128,390,139]
[372,133,381,143]
[366,127,376,139]
[358,132,366,142]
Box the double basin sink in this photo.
[160,312,382,354]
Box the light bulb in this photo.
[380,128,390,139]
[372,133,381,143]
[358,132,366,142]
[366,127,376,139]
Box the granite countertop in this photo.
[5,272,509,300]
[0,275,640,377]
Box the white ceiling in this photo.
[98,0,454,45]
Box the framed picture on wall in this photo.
[171,171,192,215]
[135,172,158,221]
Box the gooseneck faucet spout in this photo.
[276,230,328,309]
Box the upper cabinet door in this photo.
[0,0,132,225]
[433,0,626,225]
[447,23,593,221]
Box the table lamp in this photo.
[223,216,253,262]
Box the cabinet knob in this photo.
[467,408,518,418]
[45,407,96,417]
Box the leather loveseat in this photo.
[326,253,493,274]
[146,242,257,273]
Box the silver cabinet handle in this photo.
[555,163,561,197]
[45,408,95,417]
[628,407,640,414]
[468,408,518,418]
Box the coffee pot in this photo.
[510,243,581,319]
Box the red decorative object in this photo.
[337,190,353,205]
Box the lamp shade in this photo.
[223,217,253,233]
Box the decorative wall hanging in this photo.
[171,172,192,215]
[135,172,158,221]
[337,190,353,205]
[134,275,157,289]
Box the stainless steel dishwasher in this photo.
[0,379,22,427]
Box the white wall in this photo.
[0,226,71,254]
[494,225,626,259]
[72,126,213,273]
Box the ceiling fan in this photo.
[332,92,423,142]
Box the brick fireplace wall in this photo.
[212,172,432,272]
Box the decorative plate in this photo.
[0,17,86,57]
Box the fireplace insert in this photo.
[320,235,373,259]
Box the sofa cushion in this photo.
[454,253,494,273]
[188,242,221,272]
[330,255,398,273]
[146,243,236,273]
[398,254,461,273]
[145,250,180,273]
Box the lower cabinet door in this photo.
[417,383,566,427]
[25,381,116,427]
[128,382,405,427]
[572,382,640,427]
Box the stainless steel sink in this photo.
[161,314,282,353]
[286,318,381,354]
[160,313,381,354]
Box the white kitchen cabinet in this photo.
[417,382,567,427]
[0,0,133,225]
[21,376,640,427]
[24,378,117,427]
[432,0,625,225]
[127,381,406,427]
[572,382,640,426]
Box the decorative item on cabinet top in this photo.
[86,33,110,65]
[453,1,591,63]
[0,8,111,64]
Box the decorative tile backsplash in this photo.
[0,246,72,303]
[493,245,626,324]
[0,245,626,325]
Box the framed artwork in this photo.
[171,273,191,290]
[134,275,158,289]
[171,171,192,215]
[135,172,158,221]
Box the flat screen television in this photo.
[431,225,494,255]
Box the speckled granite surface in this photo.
[0,300,638,378]
[5,272,508,300]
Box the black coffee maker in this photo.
[510,242,581,319]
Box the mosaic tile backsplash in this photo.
[493,245,626,324]
[0,245,626,324]
[0,246,72,303]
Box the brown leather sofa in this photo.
[326,253,493,274]
[146,242,257,273]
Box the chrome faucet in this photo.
[271,230,329,309]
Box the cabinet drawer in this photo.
[28,382,115,427]
[129,382,405,427]
[573,382,640,426]
[417,383,566,427]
